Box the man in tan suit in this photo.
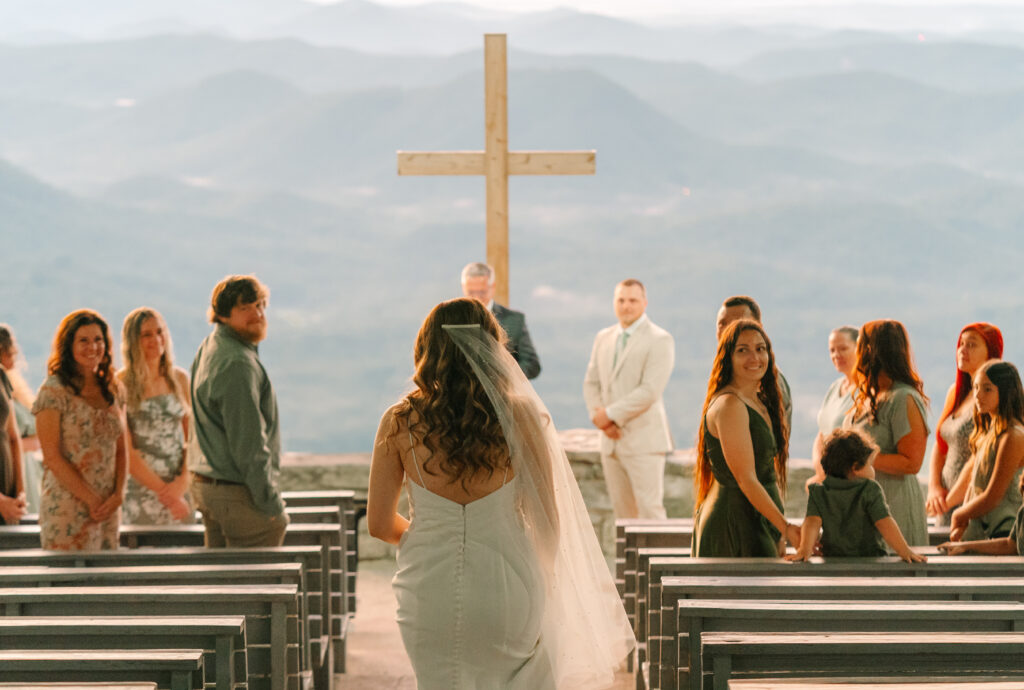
[584,279,675,519]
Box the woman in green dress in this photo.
[693,319,802,556]
[945,360,1024,541]
[844,319,930,546]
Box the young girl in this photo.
[939,469,1024,555]
[788,428,926,562]
[941,360,1024,543]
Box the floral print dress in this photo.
[32,375,123,550]
[123,394,193,525]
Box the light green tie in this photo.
[613,331,630,369]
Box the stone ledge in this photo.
[280,428,816,561]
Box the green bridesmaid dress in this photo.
[693,400,784,557]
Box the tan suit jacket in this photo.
[583,315,675,457]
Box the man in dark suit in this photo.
[461,262,541,379]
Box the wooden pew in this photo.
[0,542,333,687]
[0,649,204,690]
[640,553,1024,689]
[0,616,245,690]
[653,574,1024,690]
[701,631,1024,690]
[281,490,358,619]
[0,685,158,690]
[0,585,300,690]
[729,680,1024,689]
[117,523,344,676]
[674,600,1024,690]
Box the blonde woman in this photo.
[117,308,192,524]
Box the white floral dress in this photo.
[123,394,193,525]
[32,375,123,550]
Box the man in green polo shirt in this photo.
[189,274,288,547]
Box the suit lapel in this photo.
[611,319,648,379]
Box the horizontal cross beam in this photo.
[397,150,596,176]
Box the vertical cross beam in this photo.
[484,34,510,305]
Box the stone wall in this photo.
[280,428,816,561]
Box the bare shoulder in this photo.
[1001,425,1024,451]
[707,392,744,425]
[173,367,190,389]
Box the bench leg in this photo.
[216,635,234,690]
[272,600,287,690]
[710,655,731,690]
[170,670,191,690]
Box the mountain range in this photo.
[2,2,1023,457]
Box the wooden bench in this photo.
[0,544,333,687]
[0,679,157,683]
[673,600,1024,690]
[651,574,1024,690]
[282,490,358,619]
[0,616,245,690]
[642,555,1024,690]
[701,631,1024,690]
[0,649,204,690]
[729,680,1024,689]
[0,585,300,690]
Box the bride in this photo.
[368,298,634,689]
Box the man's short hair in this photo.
[208,275,270,323]
[723,295,761,322]
[617,278,646,295]
[461,262,494,285]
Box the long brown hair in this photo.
[119,307,187,412]
[969,361,1024,465]
[386,298,511,489]
[47,309,117,405]
[695,319,789,510]
[853,319,928,423]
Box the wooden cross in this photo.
[397,33,596,306]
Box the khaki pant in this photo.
[190,480,288,548]
[601,450,667,520]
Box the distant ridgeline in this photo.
[2,2,1022,470]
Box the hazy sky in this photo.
[309,0,1024,20]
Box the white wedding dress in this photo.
[392,324,634,689]
[393,446,554,689]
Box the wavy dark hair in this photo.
[47,309,116,405]
[695,319,789,510]
[852,319,928,423]
[969,360,1024,458]
[387,298,511,489]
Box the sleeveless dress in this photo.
[845,383,929,546]
[937,407,974,525]
[123,394,194,525]
[962,433,1024,541]
[32,375,122,550]
[393,442,553,689]
[693,402,784,557]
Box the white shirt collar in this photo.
[618,312,647,337]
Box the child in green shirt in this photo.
[788,428,926,563]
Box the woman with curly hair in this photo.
[368,298,633,689]
[32,310,128,550]
[117,307,193,525]
[844,319,929,546]
[693,319,802,557]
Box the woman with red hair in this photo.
[925,323,1003,524]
